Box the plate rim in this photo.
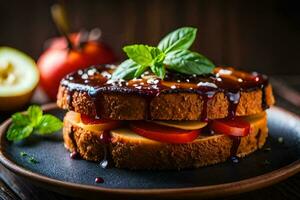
[0,103,300,198]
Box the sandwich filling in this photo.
[65,111,266,143]
[64,110,267,167]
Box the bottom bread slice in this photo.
[63,113,268,170]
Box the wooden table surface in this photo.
[0,75,299,200]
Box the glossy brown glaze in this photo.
[61,65,269,120]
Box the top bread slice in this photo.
[57,83,274,120]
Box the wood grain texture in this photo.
[0,176,20,200]
[0,165,81,200]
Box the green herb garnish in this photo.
[6,105,63,142]
[111,27,215,80]
[19,151,39,164]
[20,151,28,157]
[29,156,39,164]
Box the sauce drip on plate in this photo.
[95,177,104,184]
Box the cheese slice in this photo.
[152,120,207,130]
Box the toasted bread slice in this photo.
[57,84,274,120]
[63,112,268,170]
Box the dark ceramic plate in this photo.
[0,104,300,199]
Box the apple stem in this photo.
[51,4,74,49]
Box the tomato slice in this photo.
[210,118,250,136]
[130,121,200,143]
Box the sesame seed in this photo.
[81,74,88,79]
[78,70,83,75]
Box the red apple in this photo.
[37,32,116,100]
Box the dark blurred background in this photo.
[0,0,300,74]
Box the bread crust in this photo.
[63,114,268,170]
[57,84,274,120]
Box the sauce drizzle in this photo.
[229,136,241,163]
[256,129,262,148]
[68,127,79,159]
[226,92,241,119]
[99,131,111,168]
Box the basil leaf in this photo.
[150,62,166,79]
[6,124,33,141]
[164,49,215,75]
[123,45,154,66]
[153,51,166,64]
[114,47,165,80]
[111,59,140,80]
[158,27,197,53]
[35,114,63,135]
[149,47,164,61]
[134,65,148,78]
[27,105,43,126]
[11,113,30,126]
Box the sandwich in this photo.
[56,27,275,170]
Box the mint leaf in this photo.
[164,49,215,75]
[28,105,43,126]
[123,45,154,66]
[150,47,165,61]
[115,46,166,79]
[35,114,63,135]
[6,124,33,141]
[134,65,149,78]
[11,113,30,126]
[111,59,140,80]
[6,105,63,142]
[151,49,165,64]
[151,62,166,79]
[113,27,215,80]
[158,27,197,53]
